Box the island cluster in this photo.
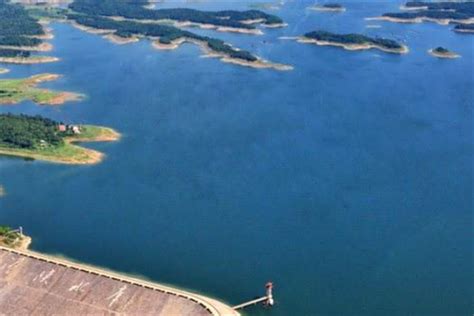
[370,1,474,33]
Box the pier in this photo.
[233,282,274,311]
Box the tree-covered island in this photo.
[454,23,474,33]
[370,1,474,31]
[69,0,285,31]
[428,46,460,58]
[298,30,408,54]
[0,0,57,63]
[65,1,292,70]
[309,3,346,12]
[0,113,120,164]
[0,74,81,105]
[0,0,290,70]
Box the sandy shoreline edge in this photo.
[0,56,59,64]
[428,49,460,59]
[152,37,293,71]
[366,16,474,26]
[108,16,267,35]
[70,20,292,71]
[0,42,53,52]
[296,37,409,54]
[0,74,83,106]
[309,6,346,12]
[0,127,121,165]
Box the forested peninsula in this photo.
[0,113,120,164]
[69,0,285,31]
[0,0,290,70]
[65,0,291,70]
[0,0,56,63]
[370,1,474,31]
[298,30,408,54]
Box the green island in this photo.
[69,0,285,30]
[0,184,4,197]
[310,3,346,12]
[0,0,57,63]
[65,0,291,70]
[429,46,460,58]
[0,74,81,105]
[454,23,474,33]
[0,226,30,249]
[0,0,290,69]
[299,30,408,54]
[372,1,474,29]
[0,113,120,164]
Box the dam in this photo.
[0,246,239,315]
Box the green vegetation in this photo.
[0,0,45,52]
[69,0,283,28]
[0,48,31,58]
[0,226,23,247]
[454,23,474,32]
[304,30,403,50]
[0,113,120,164]
[429,46,459,58]
[0,74,76,105]
[68,13,258,61]
[382,1,474,22]
[0,113,62,149]
[0,36,41,47]
[434,47,449,54]
[322,4,344,9]
[26,6,69,20]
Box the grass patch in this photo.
[0,125,120,164]
[0,74,81,105]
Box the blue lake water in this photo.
[0,1,472,315]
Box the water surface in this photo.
[0,1,472,315]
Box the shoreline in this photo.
[0,42,53,52]
[108,15,266,35]
[309,6,346,12]
[0,245,240,315]
[454,28,474,33]
[366,16,474,26]
[70,20,115,35]
[0,126,121,165]
[428,49,460,59]
[103,33,140,45]
[0,74,83,106]
[152,37,293,71]
[70,21,291,70]
[261,22,288,28]
[0,56,59,64]
[297,37,409,54]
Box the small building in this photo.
[58,124,67,132]
[71,125,81,134]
